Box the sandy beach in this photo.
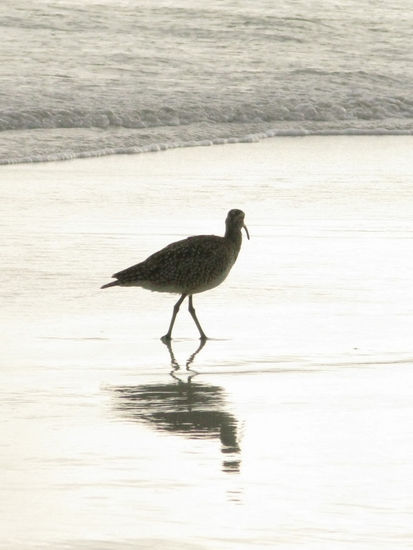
[2,136,413,549]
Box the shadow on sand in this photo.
[112,340,241,473]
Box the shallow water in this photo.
[2,137,413,549]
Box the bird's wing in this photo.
[113,235,231,285]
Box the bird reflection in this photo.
[112,340,241,473]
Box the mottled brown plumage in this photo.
[101,209,249,340]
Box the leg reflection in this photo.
[162,337,207,378]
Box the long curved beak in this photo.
[243,224,250,240]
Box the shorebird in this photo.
[101,209,249,341]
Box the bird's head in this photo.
[226,209,250,240]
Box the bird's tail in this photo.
[100,280,119,289]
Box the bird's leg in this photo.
[161,294,187,341]
[188,295,208,341]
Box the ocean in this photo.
[1,0,412,164]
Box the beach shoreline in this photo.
[2,135,413,550]
[3,134,413,364]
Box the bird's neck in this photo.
[224,225,242,254]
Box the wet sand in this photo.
[2,136,413,549]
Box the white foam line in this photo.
[1,127,412,166]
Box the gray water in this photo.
[2,136,413,548]
[1,0,413,163]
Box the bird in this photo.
[101,209,249,341]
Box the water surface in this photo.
[2,137,413,549]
